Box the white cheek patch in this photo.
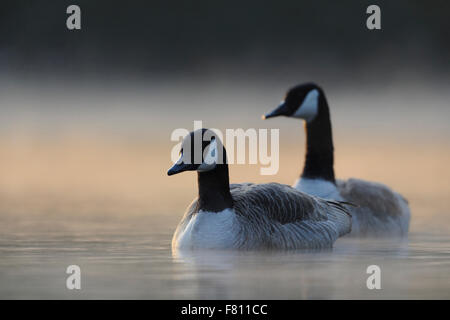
[293,89,319,122]
[197,138,218,172]
[174,152,184,164]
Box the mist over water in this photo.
[1,0,450,299]
[1,77,450,299]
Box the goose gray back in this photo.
[168,128,352,250]
[263,83,411,237]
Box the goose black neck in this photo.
[197,163,234,212]
[301,93,335,183]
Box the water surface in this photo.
[1,213,449,299]
[1,83,449,299]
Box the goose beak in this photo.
[167,162,196,176]
[262,101,287,119]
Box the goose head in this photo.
[167,128,226,176]
[263,82,322,122]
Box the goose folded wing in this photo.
[230,182,344,224]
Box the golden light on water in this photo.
[1,82,450,299]
[1,81,449,234]
[1,133,449,234]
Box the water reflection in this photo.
[1,82,450,299]
[169,236,418,299]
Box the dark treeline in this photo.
[1,0,449,77]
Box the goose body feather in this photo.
[172,182,352,250]
[294,178,410,237]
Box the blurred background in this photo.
[0,0,449,299]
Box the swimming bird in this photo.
[263,83,410,237]
[167,128,352,250]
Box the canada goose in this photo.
[263,83,410,237]
[167,128,352,250]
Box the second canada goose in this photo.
[263,83,410,237]
[168,128,352,250]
